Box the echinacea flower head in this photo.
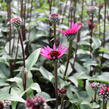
[99,88,105,95]
[41,44,68,60]
[9,17,22,28]
[33,96,45,105]
[4,99,11,108]
[69,6,76,11]
[87,20,96,32]
[57,88,67,94]
[90,82,100,91]
[26,98,34,109]
[87,6,96,15]
[98,4,104,9]
[49,14,59,23]
[26,96,48,109]
[98,86,109,100]
[58,22,82,40]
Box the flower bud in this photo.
[87,6,96,15]
[98,4,104,9]
[57,88,67,94]
[49,14,59,23]
[9,17,22,28]
[69,6,76,12]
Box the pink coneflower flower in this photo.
[4,99,11,108]
[87,6,96,14]
[41,44,68,60]
[57,88,67,94]
[49,14,59,23]
[10,17,22,23]
[9,17,22,27]
[33,96,45,105]
[69,6,76,11]
[98,4,104,9]
[87,20,96,32]
[99,86,109,99]
[90,82,100,91]
[26,98,34,109]
[58,22,82,40]
[99,88,105,95]
[26,96,48,109]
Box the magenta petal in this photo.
[58,44,62,51]
[58,30,66,35]
[71,22,75,28]
[53,43,56,50]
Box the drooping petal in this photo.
[58,30,66,35]
[58,44,62,51]
[53,43,56,50]
[71,22,75,28]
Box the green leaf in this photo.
[80,101,92,109]
[0,92,11,101]
[0,89,25,103]
[99,47,109,53]
[68,76,78,87]
[85,80,94,98]
[92,103,100,108]
[0,64,10,78]
[21,82,41,97]
[7,77,22,83]
[92,37,101,50]
[10,88,25,102]
[11,102,17,109]
[66,88,74,100]
[39,66,54,81]
[30,83,41,92]
[36,92,51,100]
[94,73,109,83]
[26,48,41,70]
[7,77,22,89]
[74,62,87,73]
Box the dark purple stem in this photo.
[64,40,72,78]
[103,96,107,109]
[103,0,106,47]
[89,0,94,76]
[60,96,64,109]
[54,62,58,109]
[17,28,26,91]
[81,0,84,22]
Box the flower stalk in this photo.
[60,96,64,109]
[17,28,26,67]
[64,40,72,78]
[103,0,106,47]
[100,1,106,74]
[81,0,84,22]
[90,10,94,59]
[98,6,101,38]
[54,23,57,44]
[9,17,27,91]
[73,0,77,22]
[54,62,58,109]
[53,16,58,109]
[72,32,80,71]
[88,0,95,76]
[58,88,67,109]
[17,28,27,91]
[61,0,68,24]
[59,23,82,77]
[103,96,107,109]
